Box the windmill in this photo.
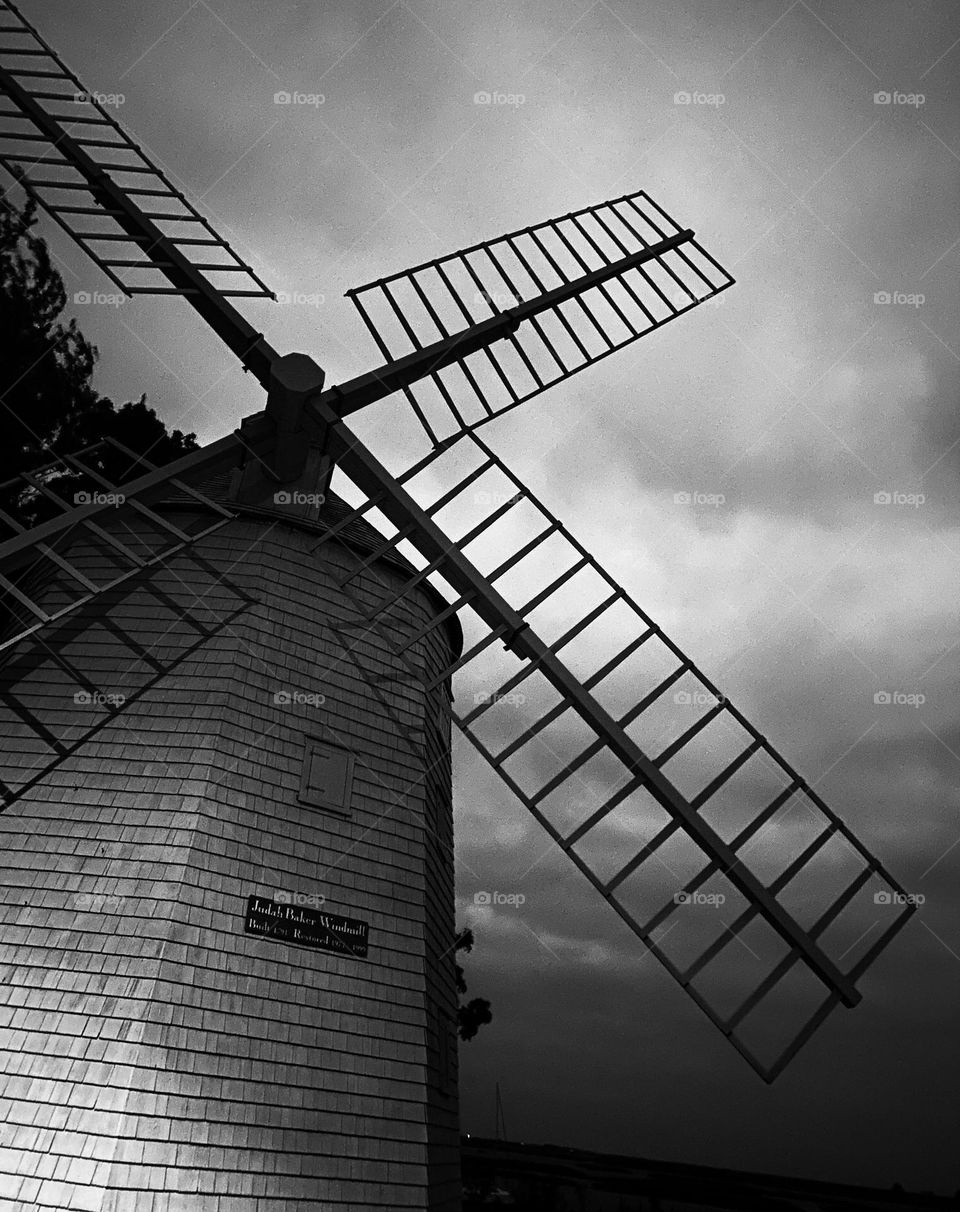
[0,3,917,1209]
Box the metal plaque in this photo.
[244,895,369,958]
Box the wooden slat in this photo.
[605,820,681,895]
[653,700,726,768]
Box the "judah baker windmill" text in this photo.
[244,895,369,958]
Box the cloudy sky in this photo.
[11,0,960,1195]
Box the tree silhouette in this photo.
[0,192,197,527]
[456,928,492,1042]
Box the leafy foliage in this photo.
[456,928,492,1042]
[0,193,196,527]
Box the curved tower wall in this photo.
[0,500,462,1211]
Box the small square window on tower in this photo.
[298,740,355,815]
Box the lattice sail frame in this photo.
[0,2,270,298]
[310,414,916,1082]
[0,0,279,384]
[0,437,240,652]
[347,189,734,446]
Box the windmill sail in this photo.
[0,0,279,384]
[346,189,734,446]
[0,437,242,652]
[313,409,916,1082]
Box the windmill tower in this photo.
[0,4,918,1210]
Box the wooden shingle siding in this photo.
[0,500,462,1210]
